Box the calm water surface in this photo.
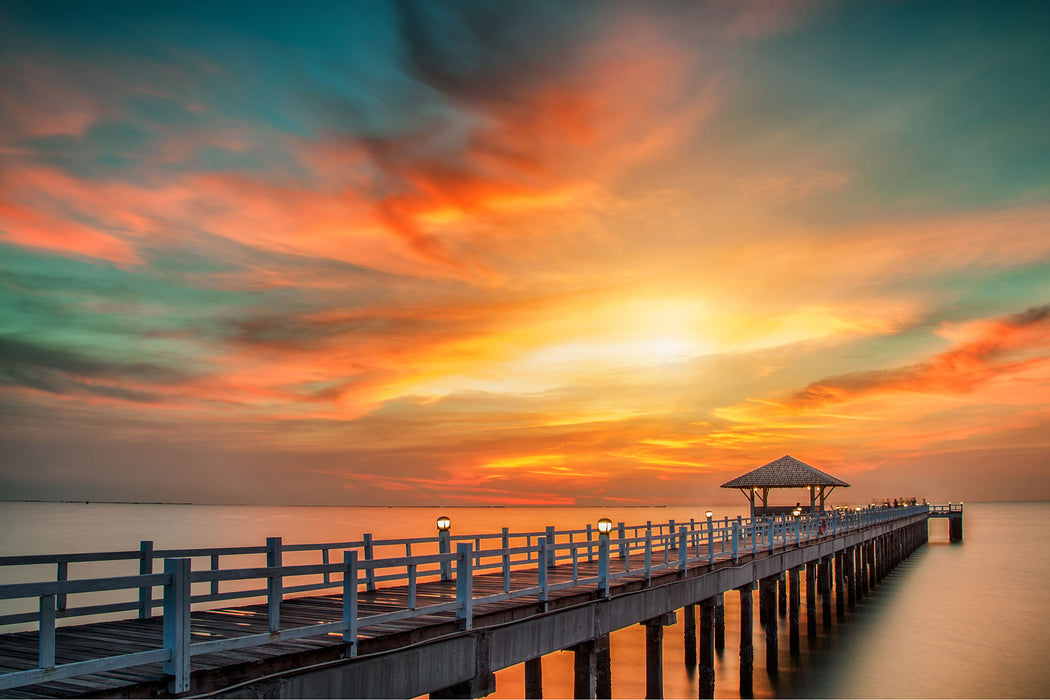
[1,501,1047,698]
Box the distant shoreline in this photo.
[0,500,672,508]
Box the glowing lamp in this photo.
[597,518,613,535]
[793,508,801,517]
[436,515,451,532]
[855,507,861,512]
[705,510,713,519]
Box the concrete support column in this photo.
[645,619,664,699]
[819,556,832,629]
[788,567,800,654]
[738,585,753,698]
[525,657,543,699]
[573,640,596,700]
[595,634,611,700]
[855,546,864,601]
[867,541,876,590]
[834,552,845,618]
[699,599,716,699]
[760,576,778,673]
[683,603,697,669]
[846,547,856,608]
[805,562,817,640]
[714,593,725,652]
[778,572,787,618]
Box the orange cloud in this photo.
[790,304,1050,409]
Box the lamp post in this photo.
[597,518,613,596]
[437,516,452,582]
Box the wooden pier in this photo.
[0,505,952,698]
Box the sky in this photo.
[1,0,1049,507]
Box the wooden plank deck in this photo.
[0,550,711,698]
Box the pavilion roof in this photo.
[719,455,850,489]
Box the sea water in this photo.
[0,501,1047,698]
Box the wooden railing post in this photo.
[678,526,687,575]
[266,537,282,633]
[732,520,740,562]
[707,514,715,566]
[644,524,653,583]
[456,543,473,630]
[545,526,556,566]
[538,537,549,603]
[598,534,610,597]
[586,524,594,562]
[343,551,358,657]
[38,594,55,670]
[617,522,627,559]
[438,528,452,582]
[138,540,153,619]
[362,533,376,591]
[162,558,191,694]
[55,562,67,613]
[502,527,511,593]
[669,519,677,550]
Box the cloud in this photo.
[789,304,1050,409]
[0,334,185,402]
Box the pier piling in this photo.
[805,562,817,639]
[761,576,778,672]
[645,618,665,698]
[738,585,754,698]
[788,567,800,654]
[683,603,697,669]
[820,556,832,629]
[525,657,542,699]
[699,599,716,698]
[596,635,611,700]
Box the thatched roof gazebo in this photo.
[720,455,849,517]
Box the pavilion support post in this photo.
[805,561,817,640]
[683,603,697,669]
[835,551,845,618]
[525,657,543,699]
[738,585,753,698]
[699,599,716,698]
[760,576,778,673]
[788,567,800,655]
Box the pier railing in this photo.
[0,505,930,693]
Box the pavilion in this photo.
[720,455,850,517]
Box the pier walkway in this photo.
[0,504,945,698]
